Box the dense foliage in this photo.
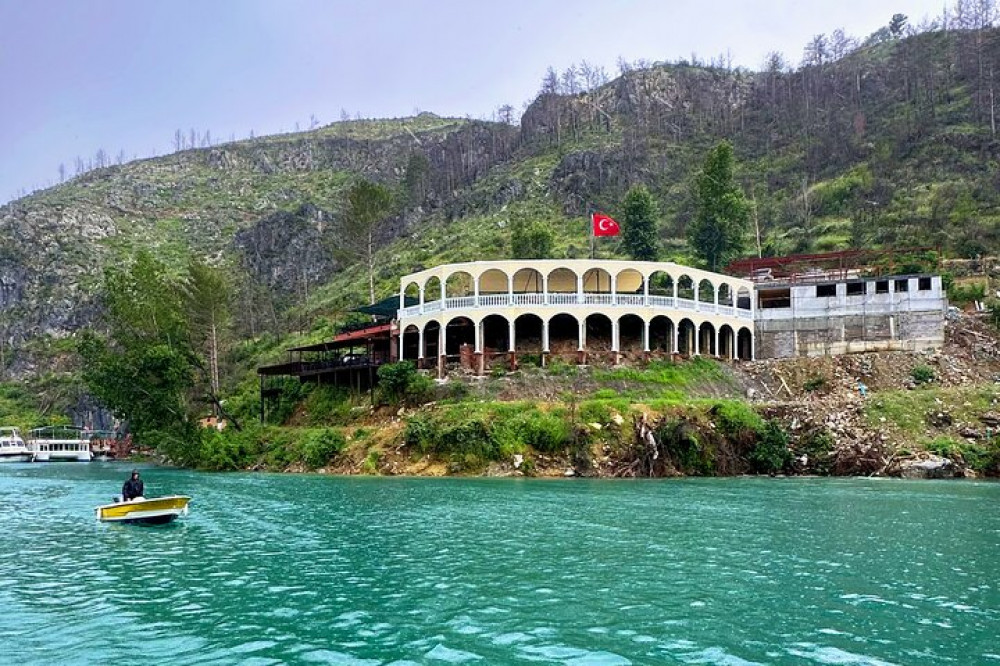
[688,141,750,270]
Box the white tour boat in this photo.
[0,427,33,463]
[28,426,94,462]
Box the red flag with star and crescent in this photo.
[592,212,620,237]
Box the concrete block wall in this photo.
[754,275,946,359]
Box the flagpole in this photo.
[589,210,596,259]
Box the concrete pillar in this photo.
[508,319,516,352]
[672,278,678,302]
[474,320,483,353]
[715,328,720,357]
[611,274,617,303]
[577,272,584,304]
[507,274,514,305]
[643,319,651,353]
[695,324,701,356]
[643,276,650,307]
[751,332,756,361]
[542,273,549,305]
[418,326,425,360]
[473,275,480,307]
[672,324,679,355]
[612,319,620,352]
[542,319,550,352]
[578,319,586,351]
[440,278,446,305]
[399,287,405,312]
[730,332,737,360]
[418,286,425,314]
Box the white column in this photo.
[643,319,650,352]
[671,324,679,354]
[578,319,586,351]
[474,320,483,353]
[695,324,701,356]
[399,286,405,312]
[542,273,549,305]
[507,274,514,305]
[508,319,516,352]
[418,286,425,314]
[643,276,650,306]
[611,274,617,304]
[542,319,550,352]
[612,319,620,352]
[473,275,480,307]
[672,278,678,302]
[418,326,425,359]
[577,272,584,304]
[440,278,446,305]
[439,324,446,359]
[715,328,720,357]
[731,331,737,360]
[751,332,756,361]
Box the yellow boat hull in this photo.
[96,495,191,525]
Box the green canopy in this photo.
[352,295,417,319]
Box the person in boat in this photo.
[122,469,144,501]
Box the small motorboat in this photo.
[95,495,191,525]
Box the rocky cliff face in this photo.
[0,116,518,375]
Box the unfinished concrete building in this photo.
[729,251,947,359]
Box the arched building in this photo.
[396,260,755,373]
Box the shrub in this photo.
[750,420,792,474]
[804,376,827,392]
[713,401,765,445]
[377,361,432,406]
[361,450,380,474]
[518,410,571,453]
[911,365,935,385]
[655,418,715,475]
[927,436,998,472]
[304,385,352,425]
[301,428,346,469]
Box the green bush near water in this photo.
[405,402,572,468]
[196,425,346,471]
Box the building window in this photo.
[895,279,909,293]
[758,288,791,309]
[846,282,866,296]
[875,280,889,294]
[918,277,932,291]
[816,284,837,297]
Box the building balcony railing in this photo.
[398,294,753,320]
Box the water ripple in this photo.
[1,466,999,664]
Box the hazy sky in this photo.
[1,0,946,204]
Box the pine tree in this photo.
[688,141,750,271]
[621,184,660,261]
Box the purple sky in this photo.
[1,0,945,203]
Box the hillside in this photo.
[2,25,1000,402]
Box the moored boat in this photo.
[28,425,93,462]
[95,496,191,525]
[0,427,32,463]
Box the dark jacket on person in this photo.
[122,478,144,501]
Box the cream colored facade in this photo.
[396,260,755,367]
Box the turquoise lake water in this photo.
[0,463,998,665]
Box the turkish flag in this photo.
[592,212,620,237]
